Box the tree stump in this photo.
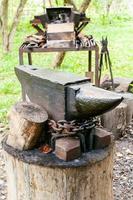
[3,141,114,200]
[122,92,133,124]
[101,102,127,139]
[114,77,133,93]
[6,101,48,150]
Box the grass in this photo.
[0,16,133,123]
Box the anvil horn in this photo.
[75,85,123,118]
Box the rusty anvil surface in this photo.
[15,65,123,121]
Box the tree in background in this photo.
[0,0,28,52]
[106,0,114,16]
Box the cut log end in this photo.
[13,101,48,123]
[7,101,48,150]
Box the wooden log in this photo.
[4,144,114,200]
[122,92,133,124]
[6,101,48,150]
[114,77,133,93]
[101,102,127,139]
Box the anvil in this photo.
[15,65,123,121]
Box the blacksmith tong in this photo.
[98,37,114,90]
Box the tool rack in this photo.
[19,45,99,86]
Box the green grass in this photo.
[0,16,133,123]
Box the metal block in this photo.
[93,128,112,149]
[55,137,81,161]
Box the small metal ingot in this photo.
[55,137,81,161]
[93,128,112,149]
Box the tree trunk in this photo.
[52,52,66,68]
[106,0,114,17]
[0,0,28,52]
[7,0,28,51]
[79,0,91,13]
[0,0,9,52]
[52,0,92,68]
[4,144,114,200]
[64,0,77,10]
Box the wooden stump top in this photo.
[13,101,48,123]
[3,139,114,168]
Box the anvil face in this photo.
[15,65,123,121]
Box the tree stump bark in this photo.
[114,77,133,93]
[6,101,48,150]
[3,143,114,200]
[122,92,133,124]
[101,102,127,139]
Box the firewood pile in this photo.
[21,34,46,49]
[20,33,96,49]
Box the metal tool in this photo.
[99,37,114,90]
